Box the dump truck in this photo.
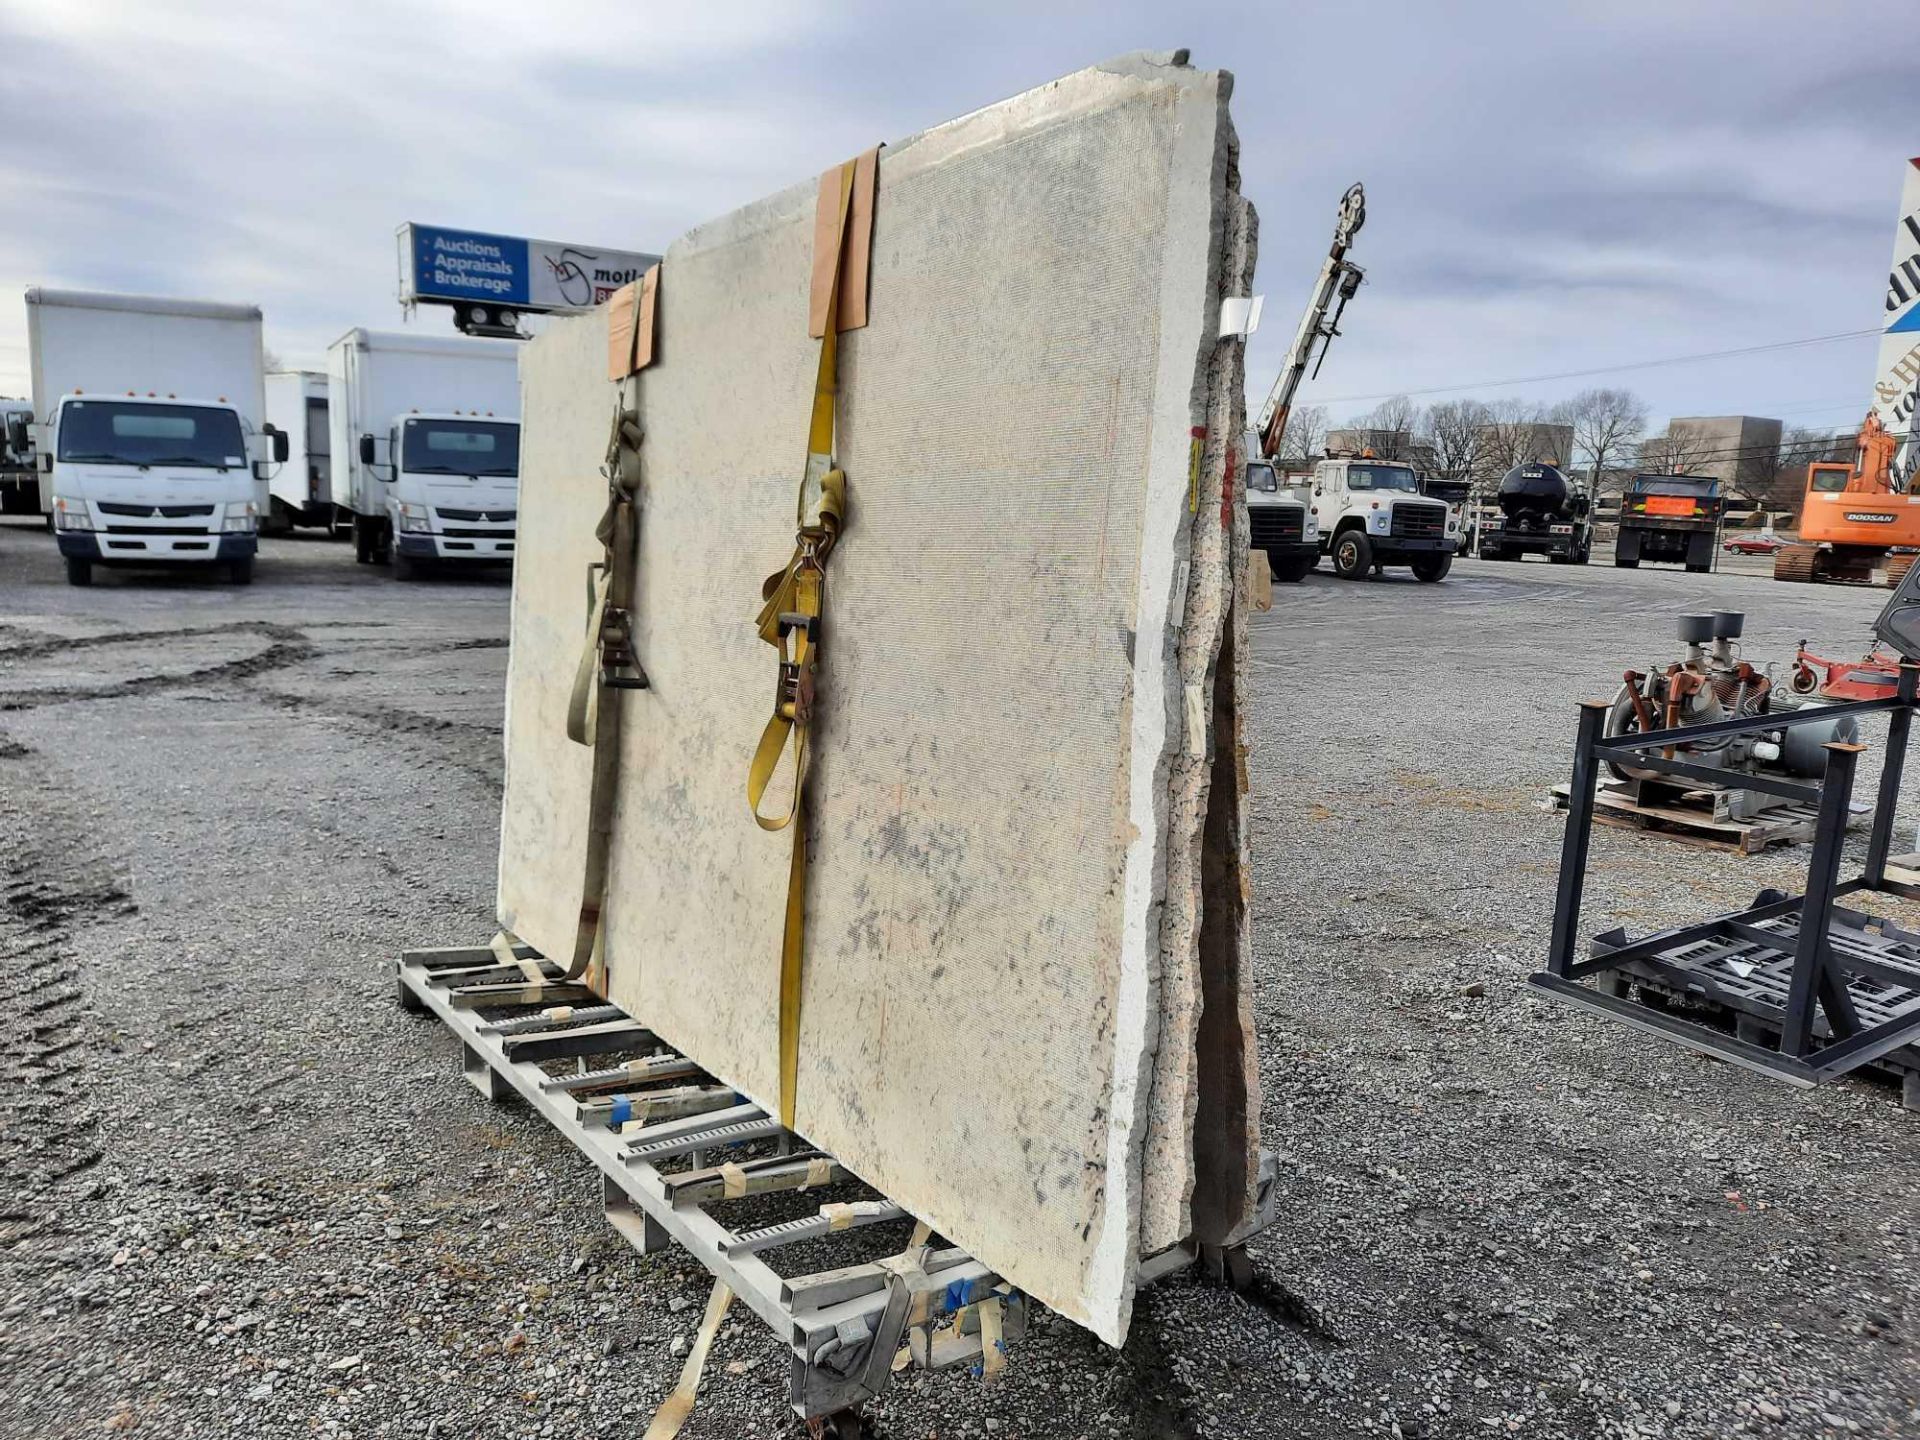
[16,289,281,586]
[327,329,520,579]
[1614,472,1721,572]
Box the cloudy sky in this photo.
[0,0,1909,437]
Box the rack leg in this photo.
[1547,702,1610,978]
[462,1041,511,1103]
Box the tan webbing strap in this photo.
[547,264,660,986]
[491,929,545,987]
[641,1277,733,1440]
[748,151,874,1130]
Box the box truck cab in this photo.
[20,290,281,587]
[328,330,520,580]
[1308,454,1459,582]
[0,398,35,515]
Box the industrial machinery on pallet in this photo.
[1602,610,1858,826]
[1614,472,1721,571]
[396,944,1278,1434]
[1477,460,1591,565]
[1534,568,1920,1105]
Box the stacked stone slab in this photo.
[496,51,1259,1345]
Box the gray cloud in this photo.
[0,0,1910,438]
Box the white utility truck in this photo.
[1308,454,1459,581]
[18,289,281,586]
[264,369,334,531]
[328,329,520,580]
[1245,455,1320,581]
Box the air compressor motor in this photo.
[1603,610,1860,821]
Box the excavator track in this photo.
[1772,544,1819,583]
[1886,553,1917,589]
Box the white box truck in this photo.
[0,397,35,515]
[264,369,335,531]
[327,329,520,580]
[17,289,283,586]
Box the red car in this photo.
[1723,533,1786,555]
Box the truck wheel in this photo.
[1270,553,1311,584]
[353,518,372,564]
[65,556,92,587]
[228,557,254,585]
[1331,530,1373,580]
[1412,553,1452,583]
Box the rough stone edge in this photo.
[1138,120,1252,1253]
[1188,188,1263,1246]
[1083,56,1233,1347]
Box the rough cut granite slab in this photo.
[496,51,1256,1344]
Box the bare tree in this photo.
[1568,387,1646,499]
[1357,394,1421,460]
[1425,398,1489,482]
[1276,403,1328,462]
[1767,426,1850,509]
[1475,397,1547,483]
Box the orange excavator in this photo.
[1773,410,1912,585]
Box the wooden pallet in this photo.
[1548,781,1866,856]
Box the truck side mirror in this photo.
[4,415,26,453]
[359,433,376,466]
[265,424,290,465]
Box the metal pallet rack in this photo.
[396,943,1270,1432]
[1532,665,1920,1102]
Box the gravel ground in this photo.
[0,519,1914,1440]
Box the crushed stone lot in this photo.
[0,518,1914,1439]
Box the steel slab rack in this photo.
[397,943,1274,1434]
[1532,662,1920,1102]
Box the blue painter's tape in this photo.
[609,1095,632,1127]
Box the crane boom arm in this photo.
[1254,182,1366,460]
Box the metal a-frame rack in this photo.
[1531,663,1920,1102]
[396,943,1273,1433]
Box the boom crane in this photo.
[1254,182,1366,460]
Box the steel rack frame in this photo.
[396,944,1273,1432]
[1532,665,1920,1103]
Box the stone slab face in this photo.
[497,53,1254,1345]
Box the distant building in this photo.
[1642,415,1782,500]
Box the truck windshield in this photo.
[1347,464,1418,492]
[1247,461,1279,493]
[57,400,245,469]
[402,419,519,477]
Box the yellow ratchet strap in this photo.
[748,155,863,1130]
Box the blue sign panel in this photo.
[407,225,531,306]
[400,224,661,313]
